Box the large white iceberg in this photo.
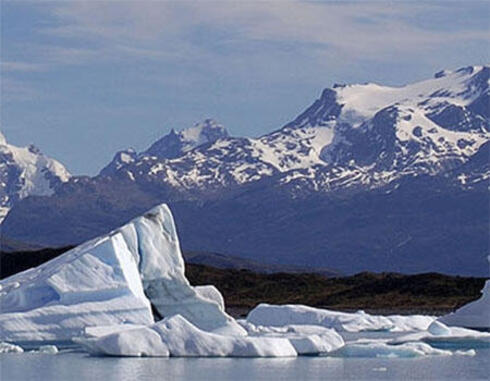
[0,204,243,342]
[438,257,490,329]
[247,304,435,332]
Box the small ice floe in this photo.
[372,367,388,372]
[29,345,59,354]
[0,342,24,353]
[238,322,345,355]
[329,341,452,358]
[246,304,435,333]
[391,321,490,349]
[77,314,297,358]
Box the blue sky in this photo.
[2,1,489,175]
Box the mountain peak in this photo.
[145,119,229,159]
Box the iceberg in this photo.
[237,321,345,355]
[438,257,490,329]
[0,341,24,353]
[78,315,297,358]
[329,340,453,358]
[0,204,243,342]
[78,326,170,357]
[391,321,490,349]
[247,304,435,332]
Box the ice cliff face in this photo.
[0,132,70,222]
[0,204,242,342]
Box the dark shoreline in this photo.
[1,248,486,319]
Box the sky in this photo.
[1,1,489,175]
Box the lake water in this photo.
[2,348,489,381]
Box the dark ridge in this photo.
[1,247,486,317]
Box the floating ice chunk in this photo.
[329,341,452,358]
[392,321,490,349]
[153,315,297,357]
[455,349,476,356]
[79,327,170,357]
[29,345,58,354]
[247,304,433,332]
[79,315,297,358]
[239,322,344,355]
[0,341,24,353]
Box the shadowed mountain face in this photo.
[1,65,489,276]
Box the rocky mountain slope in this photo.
[1,65,488,275]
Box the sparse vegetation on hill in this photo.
[1,248,486,317]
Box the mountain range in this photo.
[1,65,488,275]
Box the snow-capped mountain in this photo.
[100,119,229,177]
[0,132,71,222]
[2,65,488,275]
[97,65,488,195]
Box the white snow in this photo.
[336,66,486,125]
[178,119,228,153]
[247,304,435,333]
[0,131,71,222]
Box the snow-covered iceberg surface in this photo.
[439,258,490,329]
[246,304,435,332]
[0,204,242,342]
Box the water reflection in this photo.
[1,350,489,381]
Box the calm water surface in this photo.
[1,348,489,381]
